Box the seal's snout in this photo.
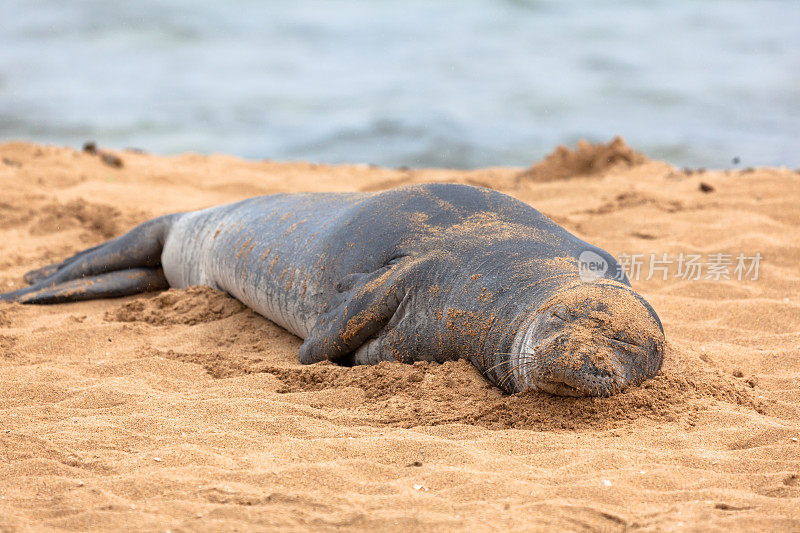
[511,283,665,397]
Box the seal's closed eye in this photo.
[609,336,640,349]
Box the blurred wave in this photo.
[0,0,798,168]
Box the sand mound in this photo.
[0,198,124,239]
[0,141,798,530]
[163,342,767,431]
[516,136,648,182]
[586,191,686,214]
[105,286,248,325]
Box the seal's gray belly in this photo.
[160,194,361,338]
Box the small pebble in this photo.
[100,152,124,168]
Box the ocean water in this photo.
[0,0,798,169]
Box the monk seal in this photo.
[0,183,665,396]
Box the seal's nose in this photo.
[615,334,665,387]
[541,339,627,396]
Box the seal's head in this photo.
[510,282,665,397]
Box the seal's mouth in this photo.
[532,379,584,397]
[527,351,630,397]
[517,343,630,397]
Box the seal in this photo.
[0,183,665,396]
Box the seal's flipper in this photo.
[23,243,104,284]
[0,268,168,304]
[298,257,415,365]
[23,264,59,285]
[1,214,177,304]
[23,215,174,287]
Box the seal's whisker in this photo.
[491,350,543,388]
[497,354,560,388]
[498,360,540,387]
[485,351,539,371]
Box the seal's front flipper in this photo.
[298,257,414,365]
[0,268,168,304]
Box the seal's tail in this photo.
[0,214,176,304]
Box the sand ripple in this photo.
[1,142,798,530]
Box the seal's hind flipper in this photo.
[23,264,59,284]
[1,214,177,304]
[23,243,105,284]
[27,215,174,286]
[1,268,168,304]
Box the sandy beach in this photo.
[0,140,798,531]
